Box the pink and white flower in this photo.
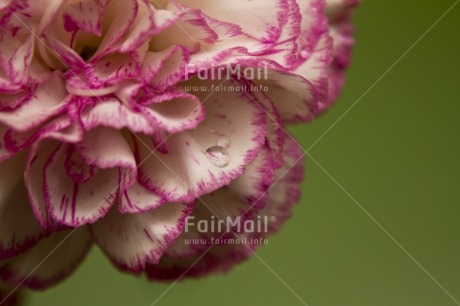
[0,0,358,298]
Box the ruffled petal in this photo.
[62,0,110,36]
[297,0,327,55]
[0,181,47,261]
[322,0,358,111]
[91,0,140,59]
[0,33,31,90]
[278,0,302,43]
[256,30,332,123]
[43,143,119,226]
[179,0,287,43]
[91,201,193,272]
[140,89,205,133]
[150,3,217,51]
[146,243,253,280]
[0,227,92,290]
[164,145,274,260]
[25,117,86,231]
[0,72,68,132]
[0,21,50,90]
[75,127,137,188]
[261,70,316,123]
[26,141,64,231]
[137,80,266,202]
[324,21,355,110]
[141,45,189,91]
[147,136,304,280]
[43,0,138,69]
[120,181,164,214]
[4,114,83,157]
[249,89,285,168]
[43,29,86,71]
[255,136,305,235]
[83,52,142,88]
[0,85,37,112]
[177,0,307,70]
[294,31,333,115]
[78,97,156,135]
[118,1,181,53]
[0,154,47,260]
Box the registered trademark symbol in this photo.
[270,216,277,222]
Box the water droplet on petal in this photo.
[205,146,230,168]
[217,136,230,148]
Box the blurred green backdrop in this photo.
[28,0,460,305]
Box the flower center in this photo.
[79,46,98,61]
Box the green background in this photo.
[28,0,460,305]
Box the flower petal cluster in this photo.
[0,0,358,292]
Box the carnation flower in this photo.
[0,0,357,300]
